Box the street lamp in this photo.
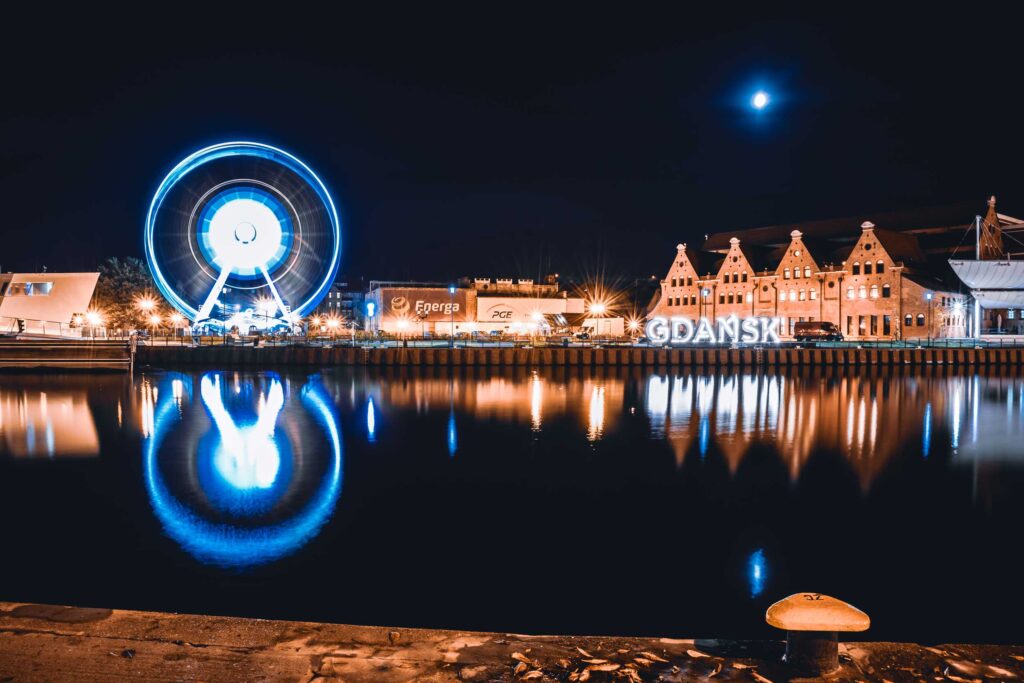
[701,287,710,322]
[925,292,934,344]
[449,284,456,348]
[169,312,184,337]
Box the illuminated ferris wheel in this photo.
[144,142,341,332]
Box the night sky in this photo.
[3,8,1022,282]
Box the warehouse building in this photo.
[648,199,1023,340]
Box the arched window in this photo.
[746,292,753,303]
[882,284,890,298]
[905,314,913,326]
[728,293,735,304]
[799,290,806,301]
[790,289,797,301]
[917,314,926,327]
[852,262,861,275]
[794,267,802,279]
[876,260,884,272]
[870,285,879,299]
[847,286,855,300]
[864,262,873,275]
[783,268,791,279]
[809,289,817,300]
[859,285,867,299]
[804,266,812,278]
[741,272,748,282]
[779,290,787,302]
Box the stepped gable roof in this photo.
[671,243,718,276]
[702,201,1004,251]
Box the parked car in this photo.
[793,321,843,342]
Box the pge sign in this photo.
[644,315,781,345]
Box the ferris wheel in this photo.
[144,142,341,332]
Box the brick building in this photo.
[648,201,1023,340]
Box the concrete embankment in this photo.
[0,602,1021,682]
[137,344,1024,368]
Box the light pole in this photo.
[449,284,456,348]
[701,288,710,322]
[925,292,933,344]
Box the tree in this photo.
[91,257,158,332]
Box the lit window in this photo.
[810,289,817,300]
[870,285,879,299]
[859,285,867,299]
[804,266,811,278]
[847,286,854,300]
[794,268,801,279]
[746,292,752,302]
[794,249,801,257]
[799,290,806,301]
[779,291,787,301]
[790,289,796,301]
[784,268,791,279]
[1010,310,1016,320]
[4,281,53,296]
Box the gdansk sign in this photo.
[644,315,782,345]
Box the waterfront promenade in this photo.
[0,602,1021,682]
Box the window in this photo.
[794,249,802,257]
[794,268,801,279]
[847,286,855,300]
[741,272,748,283]
[804,266,812,278]
[852,262,861,275]
[687,276,693,286]
[810,289,817,300]
[858,315,866,334]
[4,282,53,296]
[905,314,913,327]
[883,315,891,336]
[719,294,725,305]
[846,316,852,334]
[864,262,873,275]
[799,290,806,301]
[779,291,787,302]
[746,292,753,303]
[784,268,791,279]
[870,285,879,299]
[671,277,678,287]
[877,260,884,272]
[870,315,878,335]
[727,293,735,304]
[882,284,890,298]
[828,281,835,288]
[859,285,867,299]
[865,242,872,251]
[917,314,926,327]
[1009,310,1016,320]
[790,289,797,301]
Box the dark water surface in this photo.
[1,367,1021,643]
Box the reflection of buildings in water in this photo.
[0,380,101,457]
[359,368,625,443]
[142,371,342,569]
[643,369,1023,490]
[647,373,781,469]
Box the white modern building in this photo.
[0,272,99,336]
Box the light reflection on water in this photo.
[2,366,1024,639]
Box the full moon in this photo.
[752,91,769,109]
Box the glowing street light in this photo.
[752,91,769,110]
[589,302,607,316]
[137,296,156,313]
[85,311,103,327]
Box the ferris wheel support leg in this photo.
[196,264,234,324]
[260,265,294,324]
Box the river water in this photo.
[0,367,1021,643]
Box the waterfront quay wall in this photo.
[137,344,1024,368]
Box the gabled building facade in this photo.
[648,204,983,340]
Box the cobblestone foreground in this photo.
[0,602,1021,682]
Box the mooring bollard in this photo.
[765,592,869,674]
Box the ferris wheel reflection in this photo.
[143,371,342,569]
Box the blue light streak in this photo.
[748,548,767,598]
[367,396,376,442]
